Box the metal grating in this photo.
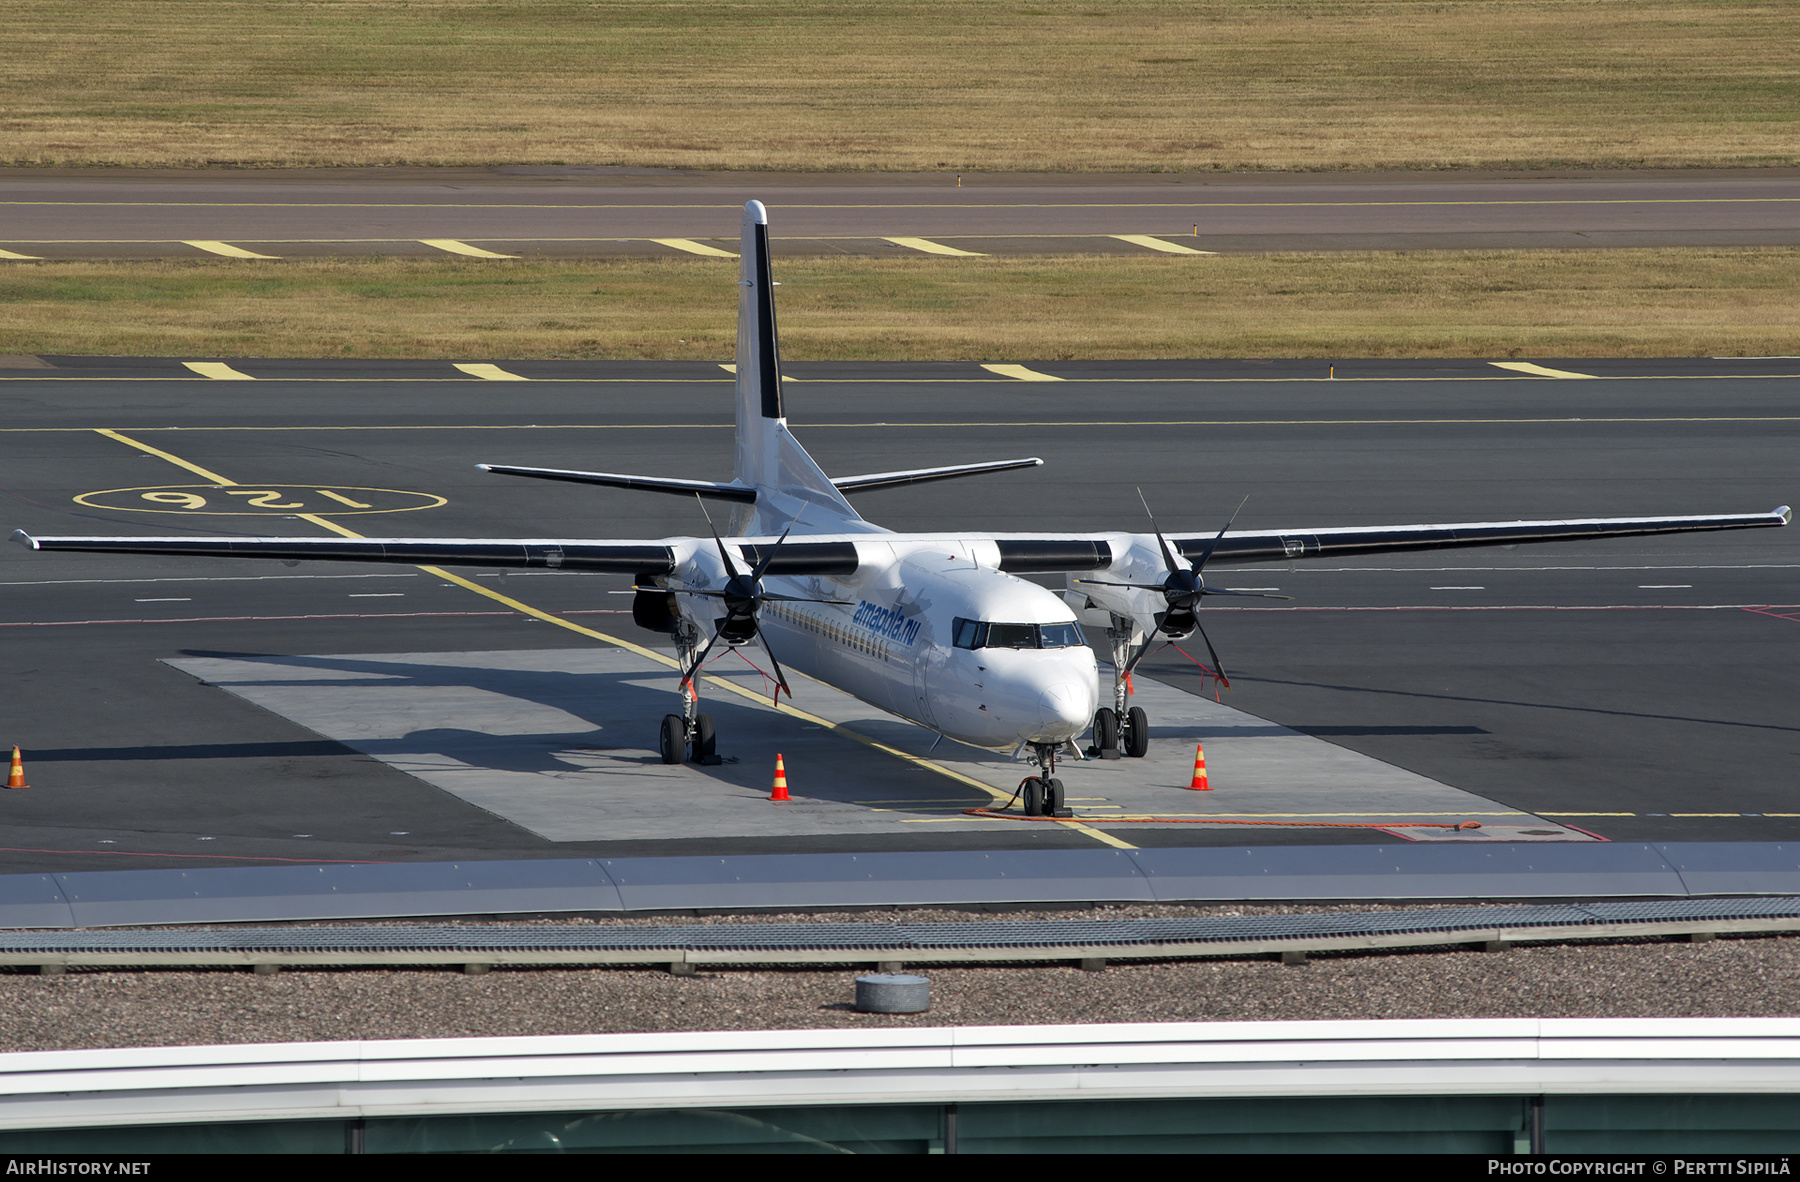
[1,897,1799,957]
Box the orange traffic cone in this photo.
[770,753,790,802]
[5,747,27,790]
[1185,743,1211,791]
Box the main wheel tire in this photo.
[1022,777,1044,817]
[1045,777,1065,815]
[693,713,717,761]
[659,714,686,765]
[1092,708,1119,751]
[1125,706,1150,758]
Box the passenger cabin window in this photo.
[950,618,1084,650]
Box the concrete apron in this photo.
[166,648,1587,845]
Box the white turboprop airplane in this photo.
[14,202,1791,817]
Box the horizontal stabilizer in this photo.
[832,457,1043,494]
[478,464,756,503]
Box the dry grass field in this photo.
[2,249,1794,360]
[4,1,1796,173]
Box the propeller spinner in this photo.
[672,501,847,701]
[1079,493,1291,688]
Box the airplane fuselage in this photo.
[693,531,1099,750]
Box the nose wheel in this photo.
[1021,775,1067,818]
[1021,741,1073,817]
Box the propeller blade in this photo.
[1075,578,1170,592]
[748,514,801,581]
[680,624,724,689]
[1199,587,1294,601]
[1192,618,1231,689]
[1121,635,1159,677]
[758,630,794,703]
[1189,495,1250,574]
[694,496,743,580]
[760,592,855,605]
[1136,488,1182,575]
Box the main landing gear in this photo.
[1020,741,1073,818]
[1087,615,1151,760]
[659,710,718,765]
[663,622,723,766]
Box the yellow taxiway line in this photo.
[6,413,1791,435]
[85,428,1134,851]
[8,197,1800,211]
[0,247,42,260]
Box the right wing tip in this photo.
[9,529,37,551]
[1777,505,1792,525]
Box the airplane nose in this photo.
[1038,682,1094,736]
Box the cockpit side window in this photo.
[1038,622,1085,648]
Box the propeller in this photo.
[673,499,849,701]
[1078,492,1292,688]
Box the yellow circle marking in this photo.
[73,484,447,516]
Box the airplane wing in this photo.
[11,506,1787,577]
[8,530,867,577]
[10,531,680,572]
[1171,507,1792,565]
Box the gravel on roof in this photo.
[0,904,1795,1053]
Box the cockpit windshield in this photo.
[952,618,1085,650]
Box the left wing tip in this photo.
[9,529,37,551]
[1777,505,1792,525]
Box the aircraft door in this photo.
[911,649,938,730]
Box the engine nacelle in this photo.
[631,586,679,634]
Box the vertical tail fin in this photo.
[732,200,859,531]
[733,200,781,493]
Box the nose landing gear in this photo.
[1021,741,1073,818]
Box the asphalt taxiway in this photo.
[0,357,1793,875]
[4,168,1799,259]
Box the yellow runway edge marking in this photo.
[981,363,1065,382]
[1489,362,1599,379]
[181,362,256,381]
[651,238,738,259]
[90,428,1134,852]
[0,248,42,260]
[182,240,280,260]
[419,239,518,259]
[453,363,529,382]
[885,237,986,257]
[1112,234,1215,256]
